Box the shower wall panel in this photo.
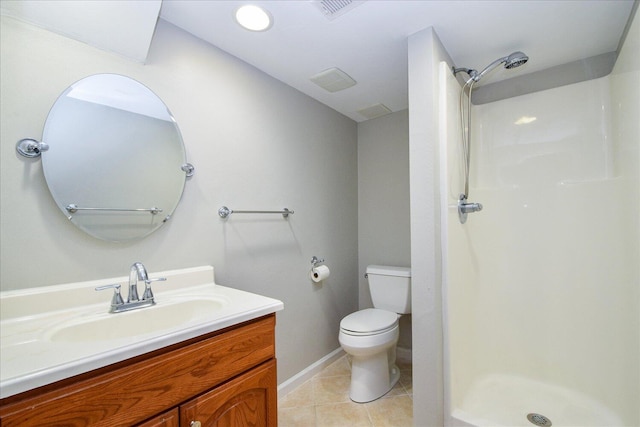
[443,66,638,426]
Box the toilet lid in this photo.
[340,308,398,334]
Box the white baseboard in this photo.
[277,347,345,399]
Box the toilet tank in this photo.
[366,265,411,314]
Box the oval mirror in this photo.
[41,74,192,242]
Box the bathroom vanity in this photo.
[0,266,283,426]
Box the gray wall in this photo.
[357,109,411,349]
[0,16,359,384]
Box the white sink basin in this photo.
[0,266,283,399]
[45,297,228,343]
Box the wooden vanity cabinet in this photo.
[137,409,180,427]
[0,314,278,427]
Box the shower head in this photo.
[474,51,529,81]
[504,51,529,69]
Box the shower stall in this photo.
[438,13,639,427]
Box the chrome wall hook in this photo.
[16,138,49,158]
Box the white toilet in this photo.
[339,265,411,403]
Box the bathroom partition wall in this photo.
[440,15,639,425]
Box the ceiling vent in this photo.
[312,0,366,21]
[357,103,392,120]
[310,68,357,93]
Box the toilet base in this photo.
[349,352,401,403]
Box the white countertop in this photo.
[0,266,283,398]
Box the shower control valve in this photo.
[458,194,483,224]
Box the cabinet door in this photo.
[181,359,277,427]
[137,408,179,427]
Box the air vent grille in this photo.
[310,67,357,93]
[312,0,365,20]
[357,103,392,120]
[320,0,352,15]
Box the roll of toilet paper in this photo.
[310,265,330,282]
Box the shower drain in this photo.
[527,413,552,426]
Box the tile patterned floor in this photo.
[278,354,413,426]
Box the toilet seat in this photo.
[340,308,399,336]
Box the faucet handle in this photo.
[95,284,125,307]
[142,277,166,301]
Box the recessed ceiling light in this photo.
[235,5,273,32]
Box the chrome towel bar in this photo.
[66,204,162,214]
[218,206,294,219]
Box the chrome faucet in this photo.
[96,262,166,313]
[128,262,149,303]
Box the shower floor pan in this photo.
[452,373,622,427]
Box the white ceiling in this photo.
[2,0,635,122]
[159,0,635,121]
[0,0,162,62]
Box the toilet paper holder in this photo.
[309,256,330,282]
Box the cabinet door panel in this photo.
[181,360,277,427]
